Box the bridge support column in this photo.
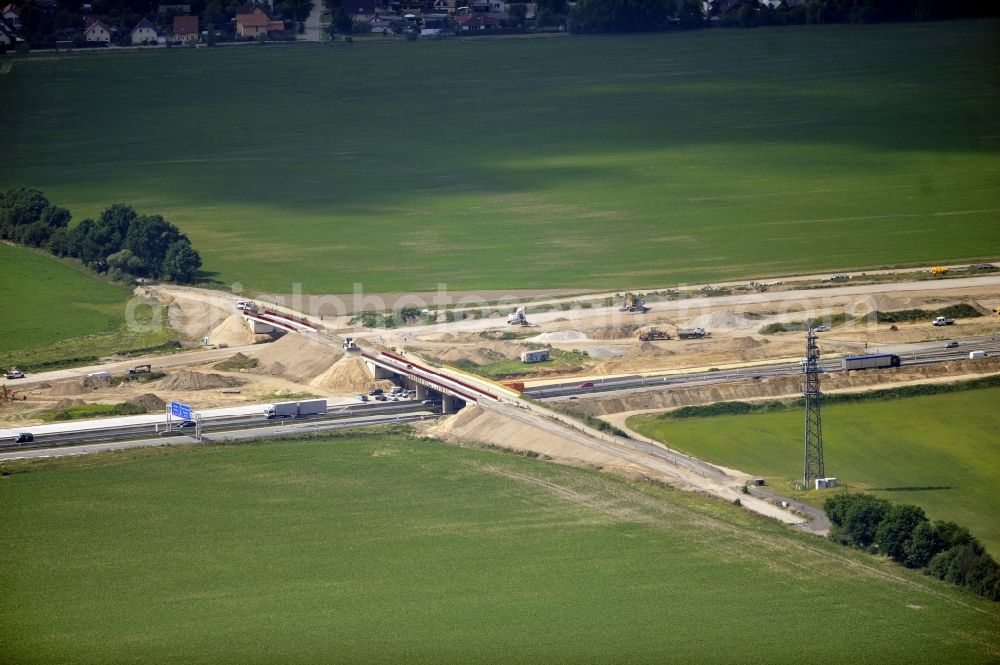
[365,360,395,379]
[441,395,462,414]
[415,384,429,400]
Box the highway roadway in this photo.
[529,334,1000,401]
[0,409,437,462]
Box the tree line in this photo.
[0,186,202,284]
[825,493,1000,601]
[568,0,997,34]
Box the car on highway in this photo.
[945,341,960,349]
[578,381,594,388]
[178,420,197,428]
[374,394,388,401]
[14,432,33,443]
[421,399,441,407]
[357,394,368,401]
[369,388,384,396]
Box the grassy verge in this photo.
[448,349,594,379]
[37,402,147,422]
[629,385,1000,553]
[1,433,997,663]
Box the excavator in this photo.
[507,306,530,326]
[619,292,650,314]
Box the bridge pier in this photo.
[441,395,462,414]
[365,360,396,380]
[415,384,429,400]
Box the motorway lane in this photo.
[531,335,1000,401]
[0,411,436,462]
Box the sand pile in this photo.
[127,393,166,411]
[208,314,257,347]
[310,356,376,392]
[251,334,344,383]
[526,330,588,343]
[434,347,506,365]
[726,336,768,351]
[49,377,105,396]
[158,372,244,391]
[685,311,761,331]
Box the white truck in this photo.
[264,399,327,419]
[932,316,955,326]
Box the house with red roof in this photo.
[235,6,284,38]
[456,13,499,30]
[171,14,198,42]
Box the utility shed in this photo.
[520,349,550,363]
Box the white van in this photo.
[235,300,248,310]
[969,351,987,360]
[87,371,112,380]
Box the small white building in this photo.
[520,349,550,363]
[84,20,111,44]
[815,477,839,490]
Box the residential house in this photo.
[456,12,498,29]
[235,7,284,38]
[84,19,112,44]
[367,15,396,34]
[433,0,459,12]
[171,14,198,41]
[130,18,159,44]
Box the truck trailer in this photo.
[841,354,901,371]
[677,328,711,339]
[265,400,327,419]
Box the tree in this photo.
[161,239,202,284]
[106,248,147,275]
[20,220,54,247]
[0,186,50,238]
[40,205,72,228]
[875,503,927,563]
[837,494,891,550]
[904,521,943,568]
[507,3,527,27]
[125,214,184,278]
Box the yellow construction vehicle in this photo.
[620,292,650,314]
[930,266,949,276]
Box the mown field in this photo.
[0,243,175,370]
[2,21,999,294]
[629,387,1000,554]
[1,432,998,664]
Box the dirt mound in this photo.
[589,325,640,340]
[726,336,768,351]
[127,393,166,411]
[251,334,344,383]
[639,342,675,356]
[527,330,588,343]
[309,356,376,392]
[208,314,256,347]
[48,377,104,396]
[51,398,85,409]
[157,372,244,391]
[433,347,506,365]
[214,352,259,371]
[586,346,627,359]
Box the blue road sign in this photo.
[170,401,192,420]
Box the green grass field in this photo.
[0,244,176,371]
[1,432,997,663]
[2,21,998,293]
[629,387,1000,554]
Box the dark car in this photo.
[945,341,960,349]
[578,381,594,388]
[14,432,33,443]
[178,420,197,428]
[369,388,384,396]
[374,394,388,401]
[421,399,441,406]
